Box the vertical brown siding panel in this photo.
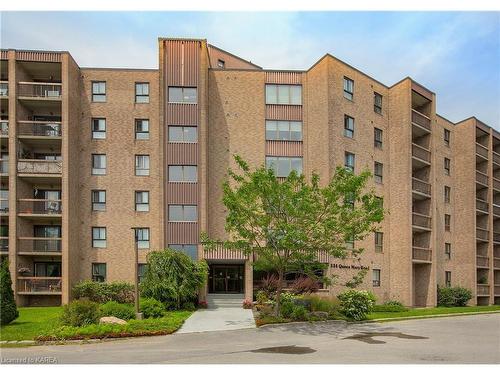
[266,105,303,121]
[265,71,303,85]
[166,143,199,164]
[167,223,199,244]
[166,183,198,204]
[266,140,303,156]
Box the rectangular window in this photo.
[168,165,198,183]
[343,77,354,100]
[135,119,149,140]
[91,190,106,211]
[168,205,198,222]
[168,126,198,143]
[134,228,150,249]
[345,152,355,172]
[92,227,106,248]
[374,162,383,184]
[372,269,381,287]
[445,271,451,287]
[265,156,303,177]
[135,82,149,103]
[92,81,106,102]
[375,232,383,252]
[344,115,354,138]
[445,243,451,259]
[375,196,384,209]
[168,87,197,103]
[444,129,450,146]
[444,158,451,175]
[91,154,106,175]
[445,214,451,231]
[92,263,106,282]
[91,118,106,139]
[444,186,451,203]
[374,128,383,149]
[135,155,150,176]
[217,59,225,68]
[135,191,149,212]
[265,121,302,141]
[265,84,302,105]
[138,264,148,283]
[345,234,354,249]
[169,244,198,260]
[374,92,382,114]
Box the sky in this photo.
[1,11,499,128]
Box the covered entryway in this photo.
[208,264,244,294]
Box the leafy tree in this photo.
[0,259,19,325]
[202,155,384,315]
[140,249,208,310]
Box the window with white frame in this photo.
[135,119,149,140]
[265,120,302,141]
[372,269,381,287]
[91,190,106,211]
[134,228,150,249]
[168,87,197,103]
[92,227,106,248]
[168,165,197,183]
[265,156,303,177]
[135,191,149,212]
[168,205,198,222]
[92,263,106,282]
[168,126,198,143]
[91,81,106,102]
[169,244,198,260]
[92,154,106,175]
[344,115,354,138]
[135,155,150,176]
[343,77,354,100]
[265,84,302,105]
[91,118,106,139]
[135,82,149,103]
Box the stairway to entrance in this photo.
[207,293,245,309]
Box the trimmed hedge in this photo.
[437,286,472,307]
[72,281,134,304]
[140,298,165,318]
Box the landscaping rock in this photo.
[99,316,127,325]
[310,311,329,319]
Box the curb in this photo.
[368,310,500,322]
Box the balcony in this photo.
[412,212,431,230]
[0,121,7,137]
[18,121,62,138]
[17,199,62,217]
[476,143,489,159]
[412,246,432,262]
[411,109,431,131]
[17,237,62,255]
[412,143,431,164]
[493,152,500,166]
[476,227,489,241]
[412,177,431,197]
[476,284,490,296]
[0,198,7,215]
[0,159,8,175]
[17,159,62,176]
[0,81,7,97]
[494,178,500,191]
[476,255,489,268]
[17,277,62,295]
[495,285,500,296]
[476,199,489,213]
[476,171,488,186]
[494,257,500,269]
[0,237,8,252]
[493,204,500,217]
[203,243,249,261]
[17,82,62,100]
[494,232,500,243]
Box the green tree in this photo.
[202,155,384,315]
[140,249,208,310]
[0,259,19,325]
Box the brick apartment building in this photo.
[0,38,498,307]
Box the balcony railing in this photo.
[17,237,62,254]
[494,178,500,191]
[411,109,431,131]
[476,255,489,268]
[0,121,8,136]
[17,121,62,137]
[0,198,8,214]
[412,212,431,229]
[476,199,489,213]
[0,237,8,252]
[412,143,431,163]
[495,285,500,296]
[203,243,249,260]
[0,81,7,97]
[17,159,62,175]
[412,177,431,196]
[0,159,8,174]
[493,204,500,217]
[494,258,500,269]
[18,82,62,99]
[476,143,489,159]
[476,171,489,186]
[476,284,490,296]
[412,247,432,262]
[17,277,62,294]
[493,152,500,166]
[494,232,500,243]
[476,227,489,241]
[17,199,62,215]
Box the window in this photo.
[374,128,383,149]
[135,119,149,140]
[445,271,451,287]
[265,156,303,177]
[168,126,197,143]
[445,214,451,231]
[92,263,106,282]
[91,81,106,102]
[92,227,106,248]
[168,87,197,103]
[444,158,451,175]
[375,196,384,209]
[91,154,106,175]
[374,92,382,114]
[265,121,302,141]
[445,243,451,259]
[265,84,302,105]
[345,234,354,249]
[444,186,451,203]
[134,228,150,249]
[375,232,383,252]
[168,165,198,183]
[91,190,106,211]
[168,205,198,222]
[372,269,381,287]
[444,129,450,146]
[344,115,354,138]
[138,264,148,283]
[169,244,198,260]
[345,152,355,172]
[135,191,149,212]
[343,77,354,100]
[217,59,225,68]
[91,118,106,139]
[135,155,150,176]
[135,82,149,103]
[374,162,383,184]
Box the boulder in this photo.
[99,316,127,325]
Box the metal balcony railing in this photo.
[0,237,8,251]
[476,255,489,268]
[17,199,62,215]
[493,152,500,166]
[493,204,500,217]
[412,143,431,163]
[0,199,8,214]
[494,178,500,191]
[0,121,8,136]
[476,227,489,241]
[17,121,62,137]
[412,212,431,229]
[476,143,489,159]
[494,232,500,243]
[412,177,431,196]
[17,277,62,294]
[494,258,500,269]
[17,237,62,254]
[0,81,8,97]
[476,199,489,213]
[411,109,431,130]
[476,284,490,296]
[17,159,62,175]
[0,159,8,174]
[495,285,500,296]
[412,247,432,262]
[476,171,489,186]
[18,82,62,99]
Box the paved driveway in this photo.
[176,307,256,334]
[1,314,499,364]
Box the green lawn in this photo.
[367,305,500,320]
[0,307,62,341]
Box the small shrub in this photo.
[260,274,279,294]
[198,301,208,309]
[278,291,296,303]
[385,300,404,307]
[290,276,320,294]
[0,259,19,325]
[337,289,376,321]
[182,302,196,311]
[72,281,134,304]
[437,286,472,307]
[140,298,165,318]
[256,304,274,316]
[256,290,268,304]
[60,300,100,327]
[280,300,295,319]
[243,299,253,309]
[291,305,308,321]
[293,295,312,311]
[100,301,135,320]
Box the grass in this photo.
[0,307,62,341]
[367,305,500,320]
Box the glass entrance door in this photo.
[209,265,244,293]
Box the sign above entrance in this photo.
[330,263,370,270]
